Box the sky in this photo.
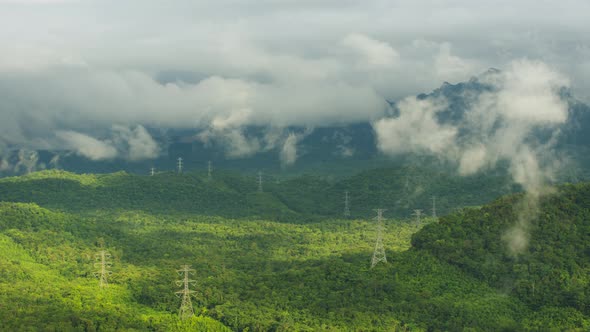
[0,0,589,164]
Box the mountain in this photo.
[3,69,590,182]
[413,182,590,314]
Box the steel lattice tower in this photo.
[431,196,437,219]
[344,191,351,218]
[412,209,423,226]
[208,161,212,180]
[257,171,263,192]
[94,249,112,289]
[177,157,183,174]
[176,265,196,320]
[371,209,387,268]
[150,167,155,176]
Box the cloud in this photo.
[375,59,570,255]
[13,149,43,174]
[435,43,476,82]
[197,126,261,159]
[342,33,399,67]
[56,130,118,161]
[458,60,569,189]
[280,133,299,167]
[483,59,569,124]
[0,0,77,3]
[329,131,356,158]
[112,125,160,161]
[0,1,589,164]
[373,97,457,155]
[376,59,569,189]
[460,61,568,255]
[0,66,388,162]
[55,125,160,161]
[49,154,61,169]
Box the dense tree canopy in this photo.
[0,170,588,330]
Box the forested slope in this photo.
[0,167,518,220]
[413,183,590,329]
[1,171,590,330]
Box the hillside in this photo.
[1,170,590,330]
[413,183,590,321]
[0,201,529,331]
[0,167,519,220]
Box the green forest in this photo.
[0,169,589,331]
[0,167,518,220]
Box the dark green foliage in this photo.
[0,167,519,221]
[413,183,590,329]
[0,200,529,331]
[1,170,589,330]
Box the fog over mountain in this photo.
[1,1,590,174]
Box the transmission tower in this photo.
[207,160,212,180]
[150,167,155,177]
[431,196,437,219]
[344,191,351,218]
[93,249,112,289]
[412,209,423,226]
[257,171,263,192]
[177,157,183,174]
[176,265,196,320]
[371,209,387,268]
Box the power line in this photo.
[371,208,387,268]
[176,265,196,320]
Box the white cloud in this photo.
[376,59,569,192]
[56,131,117,161]
[55,126,160,161]
[280,133,299,167]
[14,149,42,174]
[375,59,571,255]
[0,0,77,3]
[112,125,160,161]
[0,1,589,162]
[489,60,569,124]
[373,97,457,155]
[342,33,399,67]
[434,43,476,82]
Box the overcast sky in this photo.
[1,0,589,161]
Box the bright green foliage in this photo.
[0,171,589,330]
[0,200,527,331]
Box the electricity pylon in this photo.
[431,196,437,219]
[257,171,263,192]
[344,191,351,218]
[177,157,183,174]
[150,167,155,176]
[176,265,196,320]
[412,209,423,226]
[94,249,112,289]
[208,160,212,180]
[371,209,387,268]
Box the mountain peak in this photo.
[484,67,501,75]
